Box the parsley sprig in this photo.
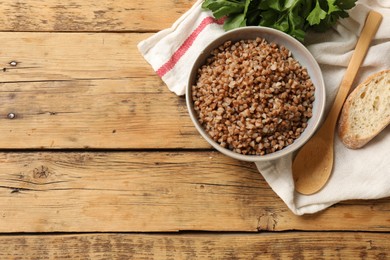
[202,0,357,41]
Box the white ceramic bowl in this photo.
[186,27,325,162]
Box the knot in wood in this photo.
[33,165,51,179]
[257,210,278,231]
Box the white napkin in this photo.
[138,0,390,215]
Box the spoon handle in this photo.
[326,11,383,128]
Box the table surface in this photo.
[0,0,389,258]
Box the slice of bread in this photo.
[338,69,390,149]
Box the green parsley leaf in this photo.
[202,0,246,19]
[307,0,327,25]
[336,0,357,10]
[327,0,341,14]
[224,13,247,30]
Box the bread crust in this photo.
[338,70,390,149]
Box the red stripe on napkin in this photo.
[156,17,224,78]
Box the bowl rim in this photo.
[186,26,326,162]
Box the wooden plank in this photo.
[0,32,155,82]
[0,151,389,232]
[0,32,210,149]
[0,79,208,149]
[0,0,193,32]
[0,233,389,259]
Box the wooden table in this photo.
[0,0,389,258]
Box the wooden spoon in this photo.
[292,11,383,195]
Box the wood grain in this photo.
[0,32,154,82]
[0,0,193,32]
[1,0,389,256]
[0,151,389,233]
[0,233,388,259]
[0,79,208,149]
[0,32,211,149]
